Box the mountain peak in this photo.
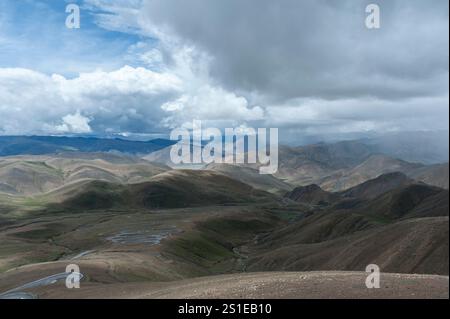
[285,184,339,205]
[341,172,413,200]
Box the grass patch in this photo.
[272,211,302,221]
[167,232,235,268]
[12,223,70,242]
[164,213,282,274]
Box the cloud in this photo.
[52,111,93,134]
[161,86,265,129]
[0,66,181,135]
[0,0,448,140]
[266,95,449,135]
[0,61,263,135]
[83,0,145,35]
[133,0,449,139]
[140,0,449,102]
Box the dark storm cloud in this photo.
[142,0,449,102]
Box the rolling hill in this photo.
[247,217,449,275]
[283,151,448,193]
[263,173,450,275]
[205,163,292,194]
[339,172,414,200]
[408,163,449,189]
[0,153,168,196]
[55,170,275,211]
[354,183,449,220]
[318,154,423,191]
[285,184,340,206]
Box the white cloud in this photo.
[52,65,182,98]
[83,0,145,35]
[162,86,265,129]
[0,0,447,140]
[0,57,263,135]
[0,66,182,135]
[53,111,93,134]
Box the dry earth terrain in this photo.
[5,272,449,299]
[0,152,448,299]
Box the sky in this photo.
[0,0,448,142]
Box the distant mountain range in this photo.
[361,131,449,165]
[0,136,175,156]
[203,142,449,191]
[2,135,447,197]
[284,130,449,165]
[1,131,448,164]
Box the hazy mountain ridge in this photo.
[0,136,175,156]
[362,131,449,165]
[275,141,448,191]
[0,142,448,198]
[408,163,449,190]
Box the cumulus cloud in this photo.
[161,86,265,129]
[0,66,179,135]
[52,111,93,134]
[0,60,263,135]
